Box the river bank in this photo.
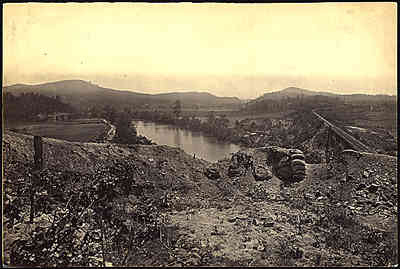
[132,110,328,164]
[133,120,242,162]
[133,107,397,162]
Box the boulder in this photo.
[275,166,292,181]
[290,153,305,160]
[228,165,244,177]
[289,149,303,155]
[263,221,274,227]
[291,159,306,166]
[204,166,220,180]
[293,173,306,179]
[341,149,361,164]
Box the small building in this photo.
[37,113,48,121]
[48,113,72,121]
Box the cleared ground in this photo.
[315,107,397,155]
[6,119,109,142]
[318,107,397,138]
[3,131,397,267]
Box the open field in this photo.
[224,110,295,126]
[5,119,109,142]
[314,106,397,155]
[194,110,295,127]
[317,106,397,137]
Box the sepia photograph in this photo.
[2,2,398,267]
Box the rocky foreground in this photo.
[3,131,398,267]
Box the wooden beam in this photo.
[34,136,43,170]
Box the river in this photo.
[133,120,242,162]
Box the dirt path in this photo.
[168,202,303,266]
[164,160,397,266]
[165,168,317,266]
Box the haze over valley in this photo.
[2,3,398,268]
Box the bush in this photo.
[4,160,177,267]
[113,113,138,144]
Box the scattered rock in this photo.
[367,184,379,193]
[252,218,263,226]
[294,247,304,259]
[304,193,314,200]
[356,183,367,190]
[236,215,248,220]
[228,166,243,177]
[263,221,274,227]
[252,165,273,181]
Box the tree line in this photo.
[4,92,75,122]
[243,94,397,114]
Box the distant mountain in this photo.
[253,87,395,103]
[155,91,241,105]
[3,80,241,110]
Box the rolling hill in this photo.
[251,87,396,103]
[3,80,241,110]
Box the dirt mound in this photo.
[3,131,218,266]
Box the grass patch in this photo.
[10,121,108,142]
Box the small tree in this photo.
[103,105,116,124]
[114,112,138,144]
[206,111,216,125]
[219,114,230,129]
[172,100,181,119]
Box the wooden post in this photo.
[325,127,331,164]
[344,157,349,182]
[324,127,332,180]
[34,136,43,170]
[31,136,43,223]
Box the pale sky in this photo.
[3,2,397,98]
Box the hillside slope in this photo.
[3,131,397,266]
[253,87,396,102]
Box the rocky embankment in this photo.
[3,131,398,267]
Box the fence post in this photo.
[30,136,43,223]
[325,127,331,164]
[34,136,43,170]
